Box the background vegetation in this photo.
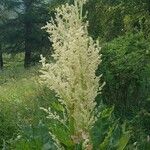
[0,0,150,149]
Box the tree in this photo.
[24,0,33,68]
[0,0,70,68]
[0,0,17,69]
[86,0,124,41]
[0,0,52,68]
[0,1,6,69]
[23,0,53,67]
[86,0,150,42]
[0,44,3,70]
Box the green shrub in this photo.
[100,32,150,117]
[9,121,56,150]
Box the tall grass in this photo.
[0,54,54,148]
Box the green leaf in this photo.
[117,132,130,150]
[99,124,116,150]
[51,102,64,112]
[50,123,74,147]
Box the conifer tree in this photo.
[0,0,52,68]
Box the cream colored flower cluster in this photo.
[40,0,103,148]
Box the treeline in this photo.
[1,0,150,110]
[0,0,68,69]
[0,0,150,68]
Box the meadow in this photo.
[0,54,53,149]
[0,51,149,149]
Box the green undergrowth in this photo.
[0,54,150,149]
[0,54,55,148]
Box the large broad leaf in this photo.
[117,132,130,150]
[49,123,74,147]
[99,124,116,150]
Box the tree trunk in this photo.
[0,44,3,70]
[148,0,150,15]
[24,0,32,68]
[24,23,32,68]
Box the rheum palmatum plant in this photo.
[40,0,104,149]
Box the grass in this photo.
[1,53,150,149]
[0,53,54,148]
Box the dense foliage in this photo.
[0,0,150,149]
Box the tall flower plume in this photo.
[40,0,103,149]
